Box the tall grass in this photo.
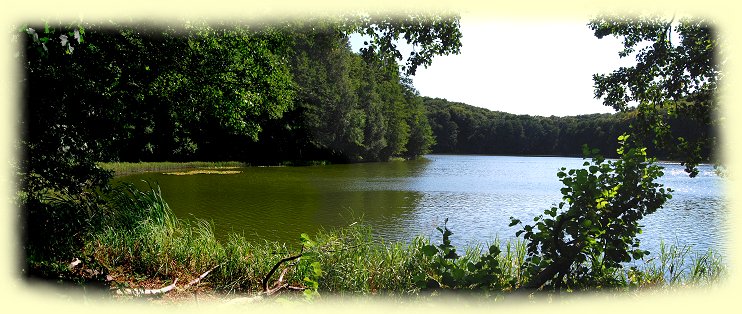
[86,184,726,297]
[88,183,436,294]
[623,241,726,288]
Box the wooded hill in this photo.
[423,97,714,160]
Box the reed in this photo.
[623,241,726,289]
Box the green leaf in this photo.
[300,233,315,248]
[421,244,438,257]
[444,250,459,260]
[311,261,323,277]
[546,207,557,217]
[303,276,319,289]
[488,244,501,255]
[451,268,466,281]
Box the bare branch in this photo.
[262,246,304,294]
[116,278,179,296]
[265,268,290,295]
[184,264,221,289]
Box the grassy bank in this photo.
[72,184,726,301]
[85,184,484,295]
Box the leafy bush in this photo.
[510,135,672,290]
[416,219,520,291]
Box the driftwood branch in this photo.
[115,264,219,296]
[184,264,221,289]
[259,238,369,295]
[286,285,306,291]
[265,268,290,295]
[116,278,179,296]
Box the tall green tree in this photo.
[401,81,435,159]
[288,24,365,161]
[282,16,456,162]
[589,15,720,176]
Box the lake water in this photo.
[117,155,729,259]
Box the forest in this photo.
[423,97,714,159]
[21,19,439,168]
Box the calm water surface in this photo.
[118,155,728,258]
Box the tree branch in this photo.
[262,246,304,294]
[183,264,220,289]
[116,278,179,296]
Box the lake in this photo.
[117,155,729,259]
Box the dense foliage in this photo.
[241,22,435,162]
[417,219,516,290]
[589,16,720,176]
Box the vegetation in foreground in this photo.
[29,178,720,303]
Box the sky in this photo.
[353,17,638,117]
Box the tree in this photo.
[282,17,453,162]
[19,22,117,199]
[401,83,435,159]
[589,15,720,176]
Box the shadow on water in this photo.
[115,159,431,244]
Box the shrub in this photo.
[510,135,672,290]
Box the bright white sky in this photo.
[352,17,638,117]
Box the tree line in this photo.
[19,17,715,186]
[424,97,714,160]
